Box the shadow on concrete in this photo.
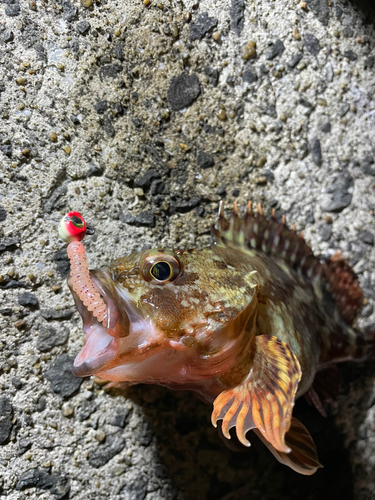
[348,0,375,25]
[126,379,356,500]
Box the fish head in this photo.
[69,246,258,387]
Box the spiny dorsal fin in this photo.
[211,202,363,326]
[211,201,321,277]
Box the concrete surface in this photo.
[0,0,375,498]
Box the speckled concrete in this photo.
[0,0,375,498]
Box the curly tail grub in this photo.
[67,241,108,326]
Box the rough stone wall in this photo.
[0,0,374,498]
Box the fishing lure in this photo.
[59,205,372,474]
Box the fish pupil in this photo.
[151,261,172,281]
[71,215,84,228]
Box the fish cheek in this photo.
[139,287,196,336]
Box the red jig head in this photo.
[58,211,95,244]
[58,212,107,326]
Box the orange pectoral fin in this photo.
[212,335,302,454]
[254,417,323,475]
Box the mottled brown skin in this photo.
[69,205,370,474]
[113,244,356,393]
[103,247,259,390]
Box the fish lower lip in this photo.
[72,325,119,377]
[72,344,117,377]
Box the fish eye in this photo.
[140,252,181,284]
[150,261,173,281]
[71,215,84,228]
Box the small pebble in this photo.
[62,404,74,417]
[62,145,71,155]
[82,390,93,400]
[12,377,23,390]
[217,109,227,121]
[255,176,267,185]
[16,77,26,85]
[81,0,92,6]
[256,156,267,168]
[292,27,301,40]
[3,31,14,43]
[95,431,106,443]
[49,132,57,142]
[112,465,127,477]
[134,187,144,197]
[242,40,257,60]
[212,31,221,41]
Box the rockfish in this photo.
[59,204,373,475]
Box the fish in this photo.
[60,204,374,475]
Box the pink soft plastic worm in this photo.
[67,241,108,326]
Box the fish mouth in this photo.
[68,270,131,377]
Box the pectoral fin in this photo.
[254,417,323,475]
[211,335,302,453]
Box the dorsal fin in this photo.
[211,202,363,325]
[323,251,363,325]
[211,202,322,278]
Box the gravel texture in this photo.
[0,0,375,499]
